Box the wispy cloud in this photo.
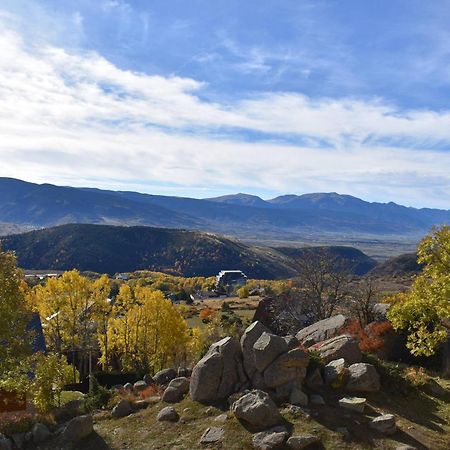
[0,16,449,208]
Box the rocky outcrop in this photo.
[296,314,348,346]
[253,333,288,372]
[62,415,93,442]
[346,363,381,392]
[241,321,270,378]
[162,377,190,403]
[315,334,362,364]
[231,390,282,430]
[190,336,247,403]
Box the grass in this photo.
[37,372,450,450]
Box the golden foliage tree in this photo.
[0,247,29,373]
[388,226,450,358]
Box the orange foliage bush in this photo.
[199,308,216,321]
[343,320,393,353]
[139,384,161,399]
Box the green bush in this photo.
[83,375,111,411]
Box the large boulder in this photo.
[346,363,380,392]
[263,348,309,388]
[241,321,270,378]
[315,334,362,364]
[62,415,93,442]
[154,368,177,385]
[296,315,348,347]
[253,333,288,373]
[231,390,282,430]
[162,377,190,403]
[190,336,247,403]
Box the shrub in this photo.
[237,286,249,299]
[83,375,111,412]
[31,353,74,412]
[139,384,161,399]
[199,308,216,323]
[343,319,393,353]
[404,366,429,388]
[0,411,33,435]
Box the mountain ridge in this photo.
[0,178,448,244]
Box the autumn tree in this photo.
[294,248,353,321]
[0,247,30,373]
[388,226,450,370]
[349,277,380,327]
[108,287,195,373]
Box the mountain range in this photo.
[0,178,448,252]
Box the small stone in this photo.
[123,382,133,391]
[199,427,224,445]
[338,396,366,413]
[112,399,133,418]
[309,394,325,405]
[286,434,320,449]
[214,414,228,423]
[395,446,417,450]
[252,426,288,450]
[369,414,396,435]
[157,406,179,422]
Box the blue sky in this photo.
[0,0,449,208]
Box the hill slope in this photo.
[369,253,423,277]
[0,224,380,278]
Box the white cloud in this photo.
[0,22,449,208]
